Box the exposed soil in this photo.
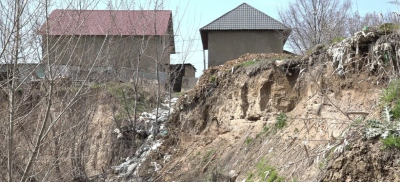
[320,138,400,182]
[142,45,399,181]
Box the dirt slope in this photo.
[139,29,400,181]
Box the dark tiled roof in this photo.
[200,3,290,49]
[200,3,288,31]
[39,10,172,36]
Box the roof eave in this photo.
[200,28,291,50]
[200,29,209,50]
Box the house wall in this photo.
[207,30,284,67]
[42,35,174,80]
[184,65,196,77]
[168,64,184,92]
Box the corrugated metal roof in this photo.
[200,3,288,31]
[39,10,172,36]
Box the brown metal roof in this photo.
[39,9,172,36]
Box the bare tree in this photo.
[0,0,197,181]
[279,0,351,54]
[347,10,400,36]
[0,0,113,180]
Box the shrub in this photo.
[256,126,270,139]
[246,158,284,182]
[381,79,400,106]
[331,37,346,44]
[246,173,254,182]
[246,137,253,145]
[275,112,287,129]
[381,134,400,149]
[263,126,270,133]
[382,79,400,120]
[363,79,400,143]
[391,104,400,119]
[209,76,216,83]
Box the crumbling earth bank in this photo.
[154,60,378,181]
[320,139,400,182]
[148,29,400,181]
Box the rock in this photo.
[312,104,323,115]
[332,157,343,169]
[228,170,238,181]
[275,60,287,67]
[332,172,341,180]
[394,172,400,182]
[357,161,368,172]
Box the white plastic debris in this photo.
[171,97,178,103]
[113,128,123,139]
[151,162,161,171]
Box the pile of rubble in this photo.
[107,97,178,181]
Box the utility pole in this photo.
[203,50,206,70]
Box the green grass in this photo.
[263,126,270,133]
[381,79,400,104]
[381,79,400,119]
[354,118,364,124]
[174,92,184,96]
[363,79,400,141]
[89,83,102,89]
[256,126,270,139]
[331,37,346,44]
[275,112,287,129]
[240,56,290,67]
[246,173,254,182]
[318,162,325,170]
[209,76,216,83]
[246,137,254,145]
[381,135,400,149]
[390,103,400,119]
[378,23,400,34]
[246,158,284,182]
[240,61,257,67]
[203,149,215,162]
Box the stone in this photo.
[228,170,238,180]
[357,161,368,172]
[332,157,343,169]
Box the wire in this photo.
[174,50,204,53]
[174,38,201,42]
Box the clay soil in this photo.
[145,52,399,182]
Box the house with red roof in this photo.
[39,9,175,81]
